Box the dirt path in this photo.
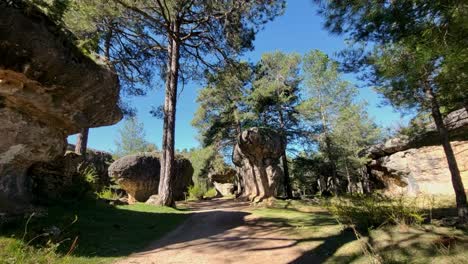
[114,199,316,264]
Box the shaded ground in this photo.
[0,199,188,264]
[115,199,354,264]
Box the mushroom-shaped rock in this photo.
[0,3,122,212]
[208,168,237,197]
[108,153,193,204]
[232,128,284,202]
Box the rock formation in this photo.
[29,152,83,202]
[232,127,284,202]
[108,153,193,203]
[363,108,468,196]
[208,168,237,197]
[0,4,122,212]
[67,144,114,190]
[28,146,115,203]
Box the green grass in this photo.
[0,199,188,264]
[250,198,468,264]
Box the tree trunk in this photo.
[281,151,293,198]
[158,22,180,207]
[75,128,89,158]
[324,136,339,194]
[425,85,468,220]
[345,159,352,193]
[277,107,293,199]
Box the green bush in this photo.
[328,194,425,231]
[204,188,218,199]
[97,188,120,200]
[61,165,98,202]
[188,184,206,200]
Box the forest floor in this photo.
[114,198,468,264]
[1,198,467,264]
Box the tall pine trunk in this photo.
[281,151,293,198]
[324,136,339,194]
[75,128,89,158]
[277,107,293,198]
[425,84,468,220]
[158,21,180,207]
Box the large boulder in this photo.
[108,153,193,203]
[232,127,284,202]
[363,108,468,196]
[208,168,237,197]
[0,3,122,213]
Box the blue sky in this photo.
[69,0,412,152]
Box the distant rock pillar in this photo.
[232,127,284,202]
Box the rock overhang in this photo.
[0,3,123,133]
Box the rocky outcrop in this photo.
[108,153,193,203]
[67,144,114,190]
[363,108,468,160]
[232,128,284,202]
[28,146,115,203]
[363,108,468,196]
[208,168,237,197]
[28,152,84,202]
[145,195,160,205]
[367,141,468,195]
[213,182,236,197]
[0,4,122,212]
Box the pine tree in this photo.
[114,117,154,158]
[192,62,253,149]
[331,103,382,193]
[101,0,286,206]
[248,51,302,198]
[299,50,356,194]
[316,0,468,219]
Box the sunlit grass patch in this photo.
[0,199,188,264]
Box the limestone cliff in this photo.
[363,108,468,196]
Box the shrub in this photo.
[204,188,218,199]
[97,188,120,200]
[188,184,206,200]
[328,194,425,231]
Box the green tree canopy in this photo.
[114,117,156,158]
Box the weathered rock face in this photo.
[232,128,284,202]
[208,168,237,197]
[363,108,468,196]
[208,168,236,184]
[27,146,115,203]
[363,108,468,160]
[67,144,114,190]
[108,153,193,203]
[108,153,160,204]
[145,195,160,205]
[368,141,468,195]
[0,4,122,212]
[28,152,83,202]
[213,182,236,197]
[173,158,195,201]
